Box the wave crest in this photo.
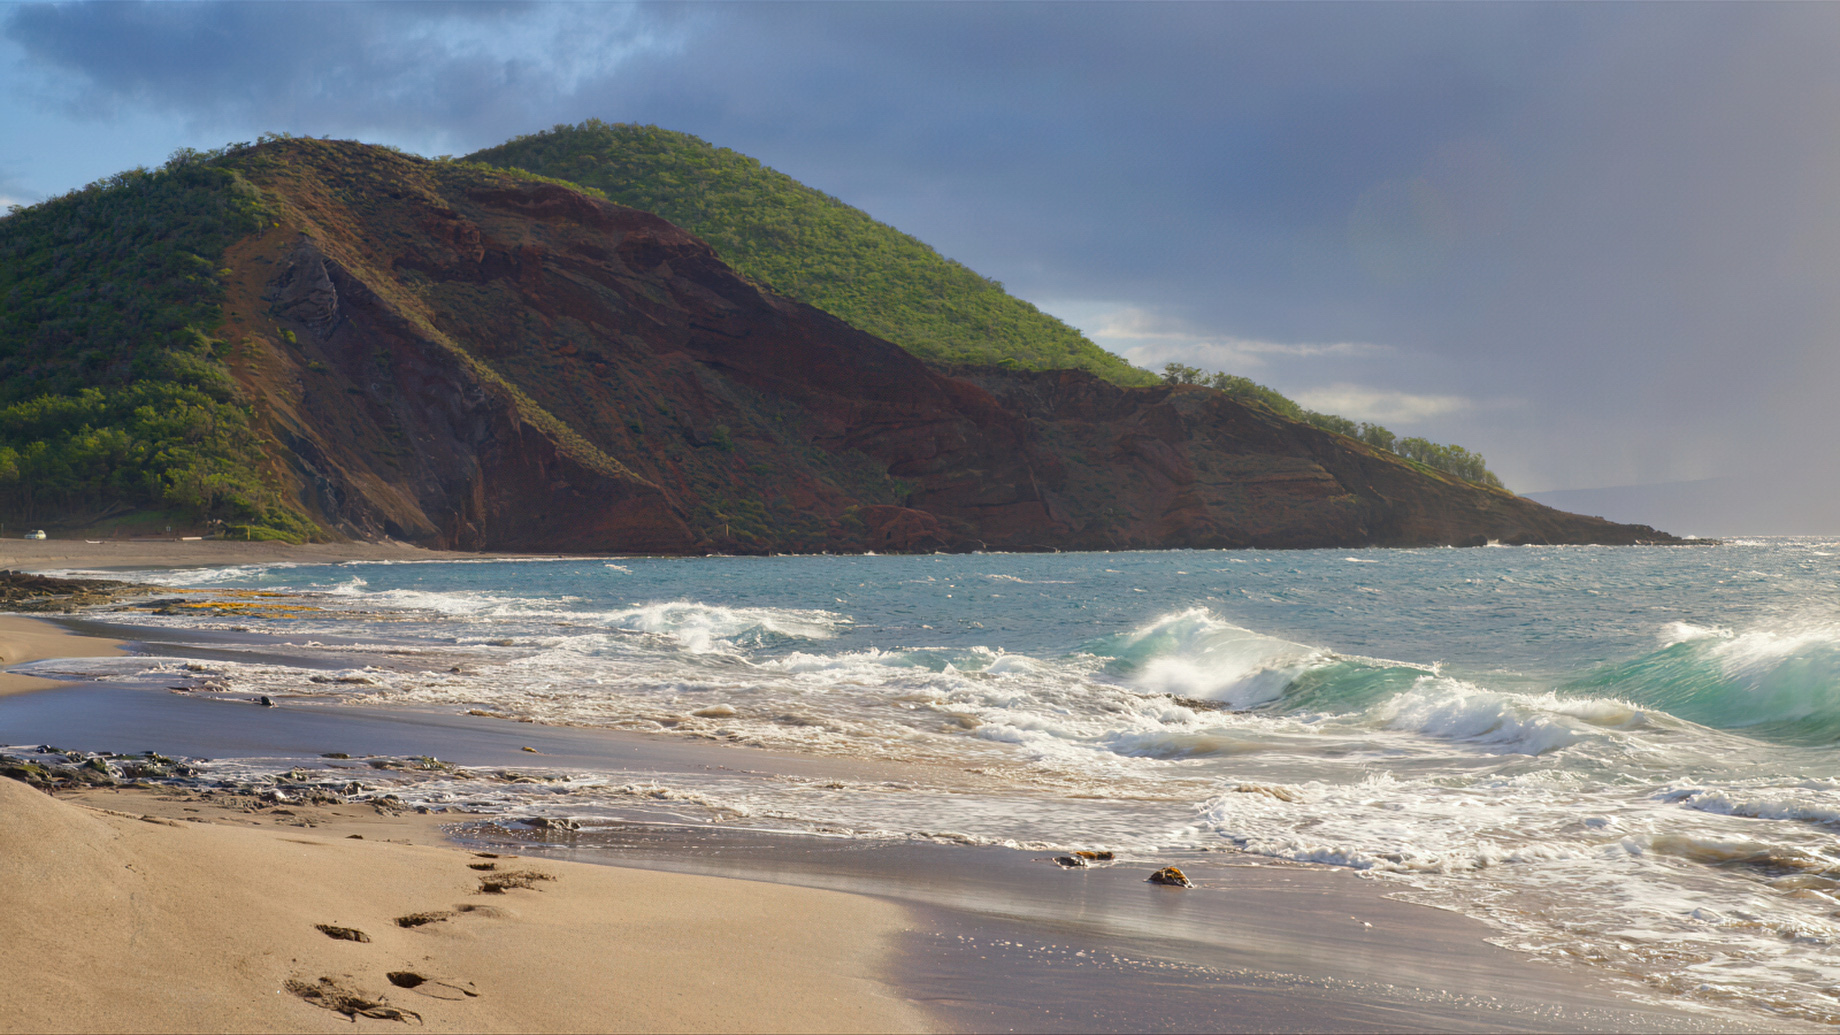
[1569,621,1840,742]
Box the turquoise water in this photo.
[27,539,1840,1022]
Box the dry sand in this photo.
[0,777,927,1034]
[0,615,126,695]
[0,537,562,573]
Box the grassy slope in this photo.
[0,153,313,539]
[467,122,1157,387]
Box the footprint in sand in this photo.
[285,977,420,1023]
[393,911,453,929]
[477,870,554,894]
[387,971,480,1000]
[396,902,508,927]
[314,924,371,942]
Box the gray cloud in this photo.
[4,1,694,151]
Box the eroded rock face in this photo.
[216,140,1679,553]
[266,241,342,337]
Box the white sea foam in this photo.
[1109,608,1323,708]
[54,562,304,587]
[1372,679,1592,755]
[982,573,1074,584]
[602,602,847,652]
[33,548,1840,1025]
[1666,782,1840,828]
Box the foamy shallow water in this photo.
[24,540,1840,1024]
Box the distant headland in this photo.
[0,127,1681,551]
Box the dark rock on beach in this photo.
[0,750,199,790]
[0,571,156,612]
[1147,866,1193,887]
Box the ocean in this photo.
[19,540,1840,1024]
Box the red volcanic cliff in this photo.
[210,141,1676,552]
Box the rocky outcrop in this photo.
[212,140,1680,553]
[0,571,155,612]
[950,368,1679,549]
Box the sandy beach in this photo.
[0,776,925,1033]
[1,663,1751,1034]
[1,559,933,1034]
[0,615,126,694]
[0,537,536,572]
[0,549,1783,1032]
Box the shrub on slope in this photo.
[0,149,312,537]
[1159,362,1507,491]
[467,122,1157,386]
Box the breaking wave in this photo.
[1564,621,1840,742]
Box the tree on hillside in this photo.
[1160,363,1505,490]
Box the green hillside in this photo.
[0,148,311,539]
[467,121,1157,386]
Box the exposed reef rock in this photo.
[211,139,1679,552]
[0,571,154,612]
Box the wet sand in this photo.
[0,623,1762,1034]
[0,615,125,694]
[497,825,1739,1033]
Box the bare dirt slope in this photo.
[210,140,1676,552]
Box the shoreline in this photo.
[0,615,126,695]
[0,570,1793,1031]
[12,773,1738,1034]
[0,537,560,572]
[0,535,1731,577]
[1,658,1754,1033]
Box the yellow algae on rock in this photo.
[1147,866,1193,887]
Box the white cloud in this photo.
[1040,300,1490,429]
[1042,301,1388,371]
[1291,383,1474,423]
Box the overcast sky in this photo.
[4,2,1837,533]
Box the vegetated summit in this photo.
[474,122,1511,491]
[466,122,1155,387]
[0,135,1681,551]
